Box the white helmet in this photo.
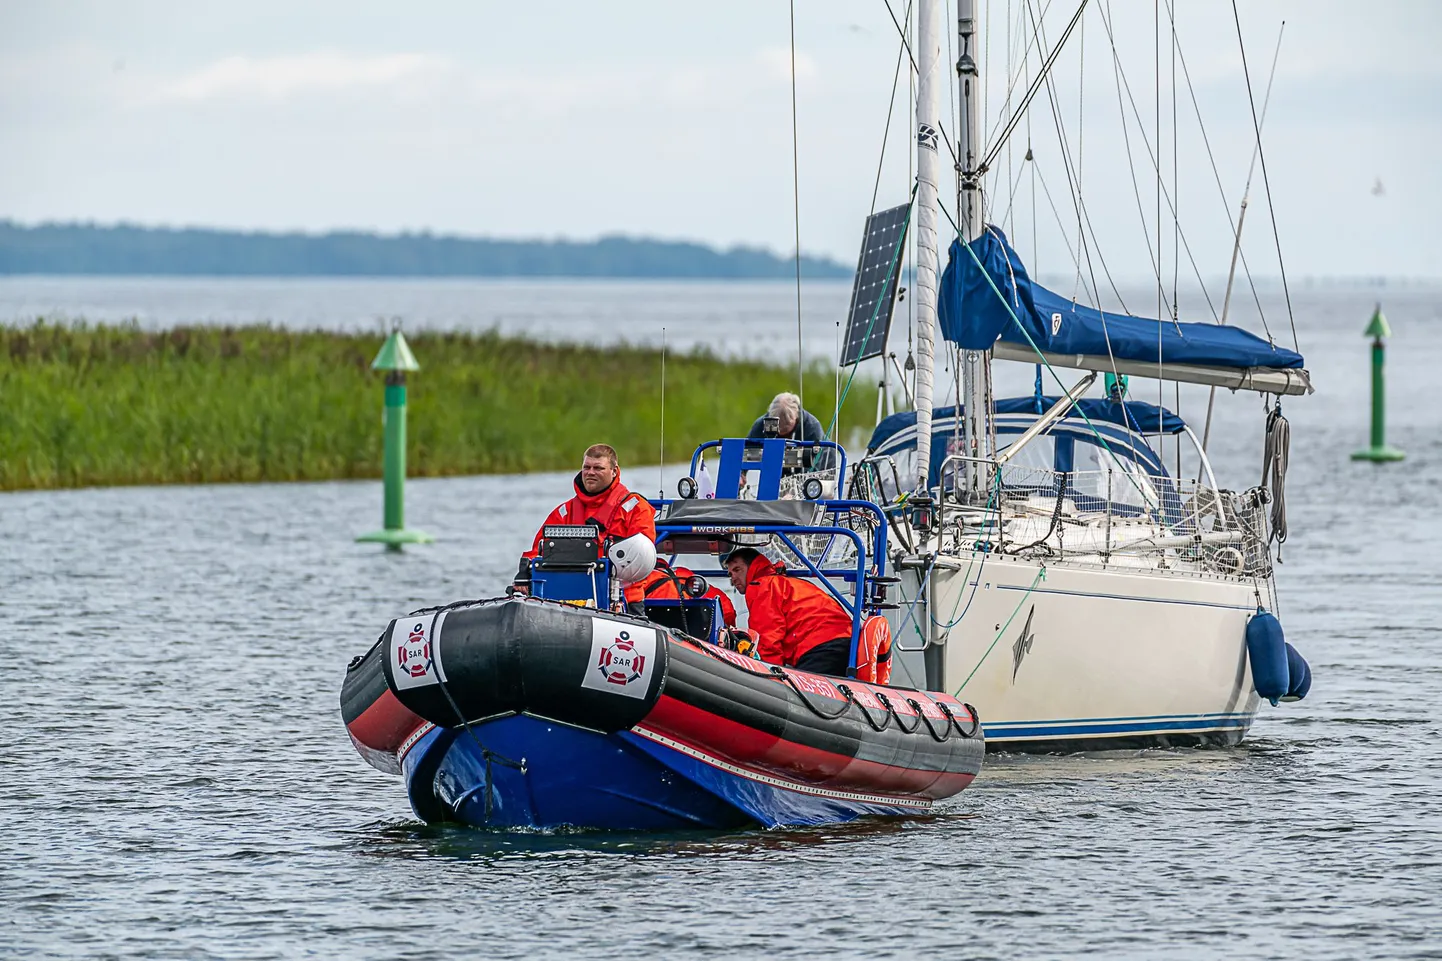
[607,534,657,585]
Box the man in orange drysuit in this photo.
[513,444,657,601]
[722,546,855,676]
[631,559,737,628]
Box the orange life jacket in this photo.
[854,615,893,684]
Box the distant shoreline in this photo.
[0,221,853,280]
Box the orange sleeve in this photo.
[616,495,657,543]
[747,582,786,665]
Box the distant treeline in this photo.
[0,321,875,491]
[0,221,851,279]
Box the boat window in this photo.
[1069,442,1160,514]
[994,435,1056,473]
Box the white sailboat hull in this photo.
[893,553,1266,749]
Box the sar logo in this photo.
[388,612,448,691]
[397,621,432,679]
[595,630,646,687]
[582,620,658,699]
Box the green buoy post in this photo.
[1351,305,1405,463]
[357,330,434,549]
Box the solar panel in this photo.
[839,202,911,366]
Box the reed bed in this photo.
[0,321,877,491]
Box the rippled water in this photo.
[3,280,1440,958]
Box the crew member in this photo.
[514,444,657,598]
[631,560,737,628]
[746,392,836,472]
[722,546,855,676]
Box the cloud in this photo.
[156,51,453,102]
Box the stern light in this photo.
[909,491,936,534]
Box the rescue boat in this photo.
[342,596,983,829]
[340,436,984,830]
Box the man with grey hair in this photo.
[746,391,836,471]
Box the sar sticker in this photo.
[581,620,657,699]
[389,612,448,690]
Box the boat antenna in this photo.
[660,326,667,499]
[789,0,805,417]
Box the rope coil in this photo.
[1261,404,1289,547]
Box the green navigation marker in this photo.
[357,329,435,549]
[1351,304,1405,463]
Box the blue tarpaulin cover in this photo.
[937,226,1304,370]
[867,397,1184,483]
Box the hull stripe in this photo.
[986,710,1253,727]
[986,715,1253,740]
[630,727,937,809]
[988,582,1255,611]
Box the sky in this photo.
[1,0,1439,282]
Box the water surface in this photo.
[2,279,1439,959]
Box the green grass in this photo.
[0,321,877,491]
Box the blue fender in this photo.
[1246,611,1289,706]
[1280,642,1312,702]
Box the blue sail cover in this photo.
[937,226,1304,370]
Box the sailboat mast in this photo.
[912,0,942,490]
[957,0,991,501]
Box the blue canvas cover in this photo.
[867,397,1184,483]
[937,226,1304,370]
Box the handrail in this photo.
[655,519,871,677]
[688,438,849,495]
[936,453,1001,546]
[650,496,887,574]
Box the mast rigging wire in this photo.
[1233,0,1299,352]
[981,0,1060,154]
[789,0,804,415]
[1094,1,1218,322]
[978,0,1089,178]
[881,0,964,175]
[1156,0,1163,435]
[1165,0,1270,340]
[871,0,916,218]
[1022,1,1126,388]
[1100,0,1163,291]
[1200,22,1286,459]
[659,327,666,499]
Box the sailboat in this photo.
[839,0,1312,749]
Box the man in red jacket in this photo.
[514,444,657,598]
[722,546,855,676]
